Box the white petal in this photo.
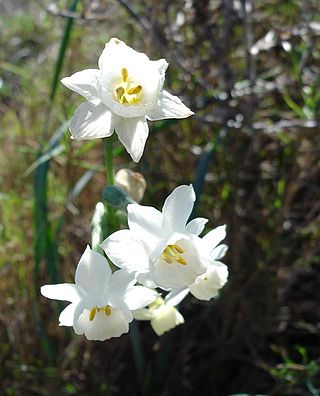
[114,117,149,162]
[59,303,77,327]
[146,90,194,121]
[75,246,111,295]
[151,59,168,76]
[165,288,189,307]
[98,38,150,71]
[151,59,168,90]
[162,185,196,233]
[109,298,133,322]
[151,236,208,289]
[72,298,94,328]
[41,283,81,303]
[185,217,208,236]
[124,286,158,310]
[127,203,163,248]
[61,69,100,104]
[101,230,150,273]
[202,225,227,253]
[74,307,129,341]
[133,308,154,321]
[108,269,136,297]
[136,272,157,289]
[151,305,184,336]
[211,244,228,260]
[189,262,228,301]
[69,102,114,140]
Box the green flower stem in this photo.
[103,137,146,390]
[103,136,115,186]
[103,136,117,234]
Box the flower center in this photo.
[149,297,164,309]
[161,244,187,265]
[89,305,112,321]
[115,67,142,105]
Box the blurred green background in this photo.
[0,0,320,395]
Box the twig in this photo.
[116,0,225,104]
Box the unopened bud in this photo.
[115,169,147,203]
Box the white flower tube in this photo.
[41,246,157,341]
[61,38,194,162]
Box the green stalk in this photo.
[102,136,117,234]
[33,0,79,360]
[102,136,146,389]
[103,137,115,185]
[129,321,146,388]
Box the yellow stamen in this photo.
[161,252,173,264]
[89,305,112,320]
[121,67,128,82]
[122,96,129,104]
[161,244,187,266]
[177,257,187,265]
[89,307,96,321]
[174,244,185,254]
[115,68,143,105]
[116,86,125,102]
[127,85,142,95]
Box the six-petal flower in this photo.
[102,184,213,290]
[41,246,157,341]
[61,38,194,162]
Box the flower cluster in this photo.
[41,38,229,341]
[42,185,228,340]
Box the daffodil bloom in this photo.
[102,184,211,290]
[41,246,157,341]
[61,38,193,162]
[133,289,188,336]
[188,225,229,301]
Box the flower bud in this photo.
[150,304,184,336]
[115,168,146,203]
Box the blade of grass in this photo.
[25,144,65,177]
[33,0,80,360]
[34,0,79,284]
[49,0,80,103]
[66,169,97,214]
[191,128,227,219]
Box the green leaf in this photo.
[66,169,96,213]
[102,185,135,212]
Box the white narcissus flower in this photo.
[41,246,157,341]
[188,225,229,301]
[61,38,193,162]
[133,289,188,336]
[101,184,212,290]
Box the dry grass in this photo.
[0,0,320,395]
